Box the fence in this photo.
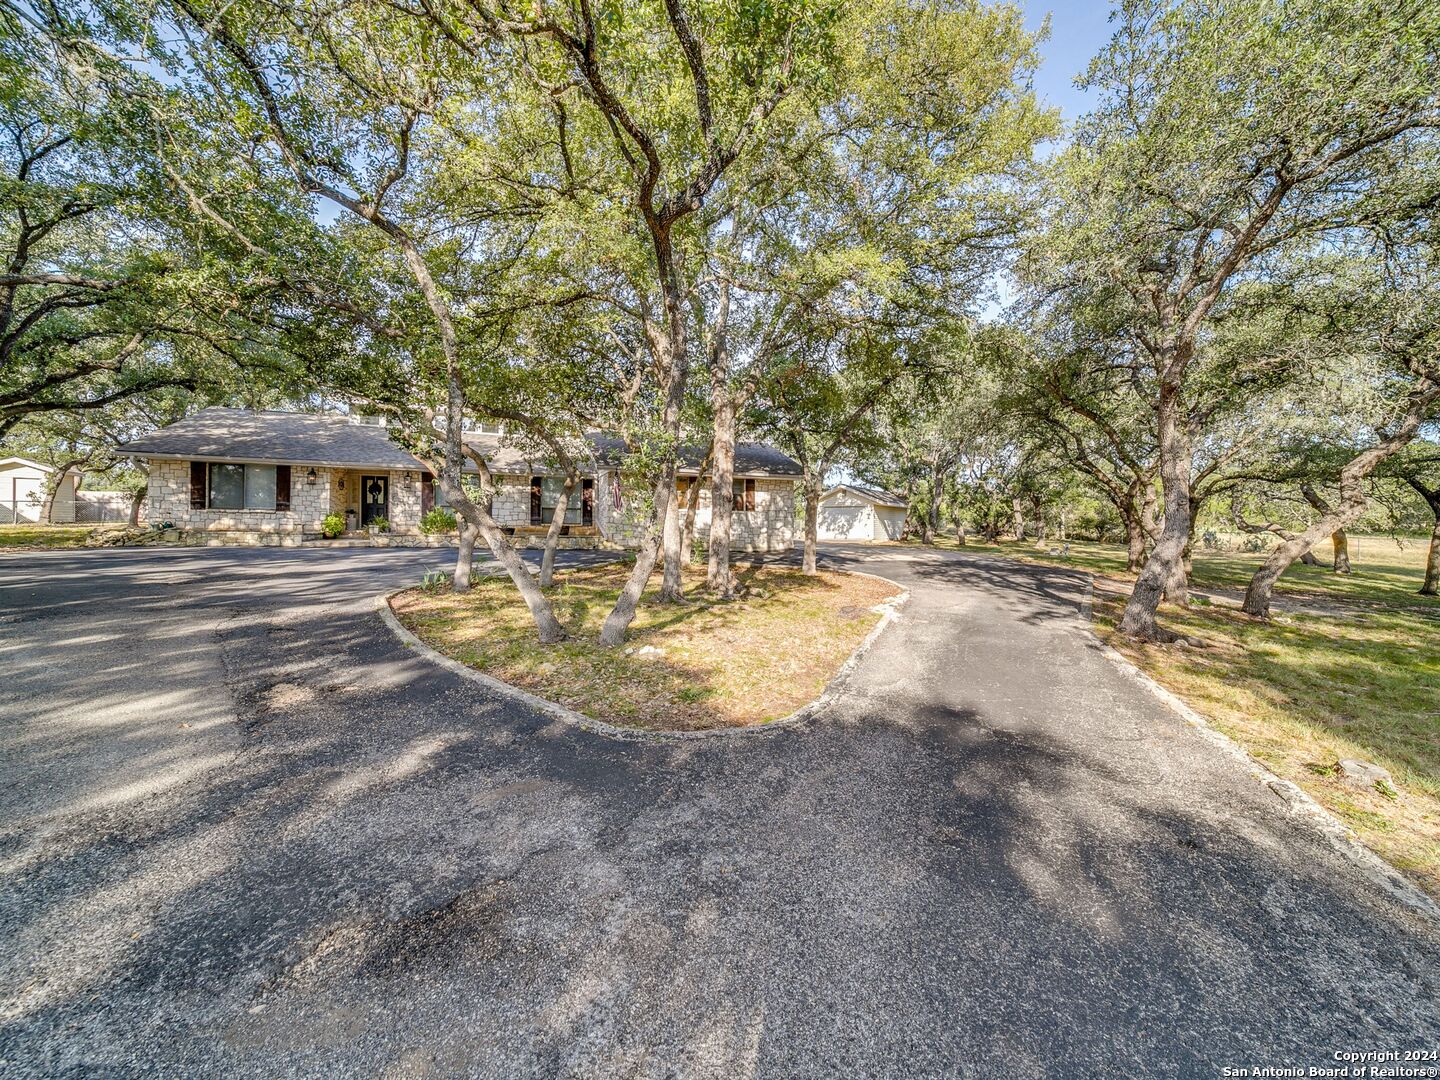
[74,492,134,523]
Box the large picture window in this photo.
[540,477,583,524]
[208,463,280,510]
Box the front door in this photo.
[360,474,389,526]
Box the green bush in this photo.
[371,516,390,533]
[321,513,345,539]
[420,507,457,535]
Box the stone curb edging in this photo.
[375,568,910,744]
[1075,577,1440,925]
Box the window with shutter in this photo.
[275,465,291,512]
[530,476,542,525]
[189,461,207,509]
[582,478,594,525]
[732,478,756,512]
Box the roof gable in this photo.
[821,483,906,508]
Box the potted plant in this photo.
[368,515,390,536]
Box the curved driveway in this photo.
[1,544,1437,1078]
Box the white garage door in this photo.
[817,505,867,540]
[875,507,905,540]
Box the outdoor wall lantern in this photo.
[404,471,415,483]
[306,467,318,486]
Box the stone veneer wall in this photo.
[387,470,423,532]
[594,470,796,551]
[146,459,336,546]
[489,475,532,527]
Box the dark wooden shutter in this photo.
[581,478,594,526]
[421,473,434,514]
[744,479,756,511]
[530,476,542,525]
[275,465,291,512]
[189,461,207,509]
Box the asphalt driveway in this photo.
[1,543,1436,1078]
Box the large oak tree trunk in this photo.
[454,521,478,591]
[434,399,565,643]
[708,401,737,596]
[1331,531,1351,573]
[601,237,689,646]
[927,463,944,543]
[1010,495,1026,541]
[1120,384,1192,640]
[1423,516,1440,597]
[802,473,821,575]
[1243,405,1437,618]
[658,491,685,602]
[1301,484,1352,573]
[1124,510,1147,573]
[1410,480,1440,596]
[539,472,576,589]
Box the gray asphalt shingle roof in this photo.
[121,409,424,469]
[824,483,907,508]
[123,408,803,478]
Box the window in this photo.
[540,476,583,524]
[209,463,245,509]
[244,465,276,509]
[732,478,756,512]
[208,463,280,510]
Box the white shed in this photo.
[816,484,907,542]
[0,458,77,523]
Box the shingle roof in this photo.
[121,408,426,470]
[585,434,803,477]
[123,408,804,479]
[823,483,907,508]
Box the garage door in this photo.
[875,507,905,540]
[817,505,867,540]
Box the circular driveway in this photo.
[1,544,1436,1077]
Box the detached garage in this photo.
[0,457,76,524]
[816,484,907,542]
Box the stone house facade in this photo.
[125,408,801,552]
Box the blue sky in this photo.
[1021,1,1117,129]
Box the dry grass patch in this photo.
[0,524,116,548]
[391,562,900,732]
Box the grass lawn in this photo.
[928,533,1440,898]
[391,562,901,732]
[0,523,123,549]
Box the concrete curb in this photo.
[376,567,910,744]
[1076,577,1440,925]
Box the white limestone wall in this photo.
[597,471,796,551]
[489,475,531,527]
[146,459,335,544]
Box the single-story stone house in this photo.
[123,407,801,550]
[816,483,908,542]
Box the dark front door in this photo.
[360,474,389,525]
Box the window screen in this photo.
[244,465,276,509]
[208,463,278,510]
[540,477,583,524]
[209,464,245,509]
